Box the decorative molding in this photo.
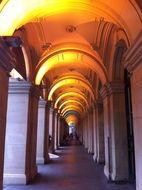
[100,81,125,99]
[107,81,125,94]
[8,80,41,98]
[124,30,142,73]
[38,99,47,108]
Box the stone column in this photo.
[53,110,58,150]
[96,101,105,164]
[89,107,94,154]
[93,106,98,162]
[124,31,142,190]
[83,118,87,146]
[44,102,53,156]
[131,66,142,190]
[50,109,55,153]
[100,81,129,181]
[84,116,88,149]
[0,37,15,190]
[109,82,128,181]
[100,85,112,180]
[36,99,49,164]
[57,115,61,147]
[82,119,85,145]
[87,113,91,153]
[4,81,40,184]
[86,114,89,150]
[0,69,10,190]
[59,117,64,145]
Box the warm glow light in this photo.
[0,0,117,36]
[61,105,83,115]
[35,48,107,86]
[0,0,94,35]
[62,108,81,117]
[48,78,94,101]
[54,92,89,108]
[61,103,85,114]
[66,115,78,126]
[0,0,47,35]
[59,100,85,111]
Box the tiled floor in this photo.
[4,141,136,190]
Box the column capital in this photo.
[8,80,32,94]
[100,81,125,99]
[107,81,125,94]
[8,80,41,98]
[124,30,142,73]
[38,98,47,108]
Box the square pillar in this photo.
[108,82,128,181]
[124,30,142,190]
[89,108,94,154]
[54,110,58,150]
[100,85,111,180]
[100,82,129,181]
[0,37,15,190]
[36,99,49,164]
[4,81,40,184]
[96,102,105,164]
[57,116,61,147]
[49,108,55,153]
[93,107,98,161]
[131,65,142,190]
[0,69,9,190]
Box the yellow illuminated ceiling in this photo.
[48,77,95,101]
[35,43,107,85]
[59,100,85,111]
[0,0,140,40]
[1,0,141,127]
[54,92,89,109]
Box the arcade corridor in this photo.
[0,1,142,190]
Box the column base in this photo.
[4,174,27,185]
[36,156,50,164]
[104,164,111,180]
[36,157,45,164]
[110,172,128,183]
[93,154,97,162]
